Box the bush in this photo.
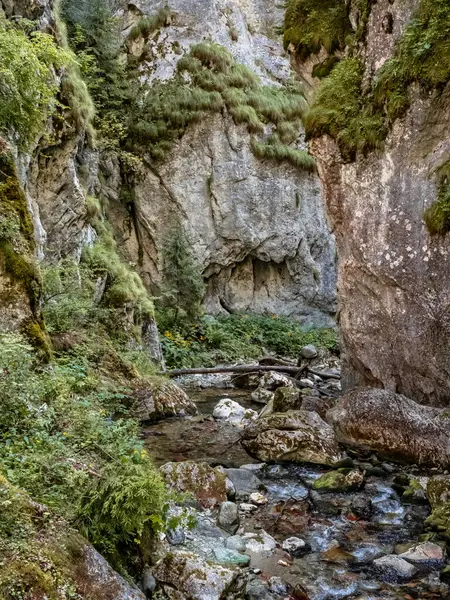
[128,6,171,41]
[0,21,70,147]
[77,460,167,566]
[0,333,168,572]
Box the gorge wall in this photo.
[102,0,337,323]
[290,0,450,405]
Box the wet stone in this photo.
[373,555,418,583]
[218,501,239,534]
[281,536,309,557]
[225,535,246,552]
[398,542,446,570]
[225,467,263,500]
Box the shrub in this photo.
[0,22,70,147]
[0,333,168,572]
[229,105,265,133]
[77,460,167,566]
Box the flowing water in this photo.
[144,384,449,600]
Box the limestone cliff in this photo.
[102,0,337,323]
[290,0,450,404]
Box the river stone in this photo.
[243,531,277,555]
[160,461,227,509]
[398,542,446,569]
[300,344,318,359]
[218,501,239,534]
[213,398,258,427]
[328,388,450,468]
[241,410,345,466]
[251,388,275,405]
[153,550,237,600]
[225,535,247,552]
[134,380,197,423]
[212,547,250,567]
[140,566,156,596]
[273,386,301,412]
[312,469,364,493]
[249,492,268,506]
[373,555,418,583]
[259,372,294,391]
[281,537,308,557]
[224,467,263,500]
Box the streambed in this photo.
[143,381,449,600]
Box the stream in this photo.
[143,377,449,600]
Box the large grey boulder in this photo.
[134,380,197,423]
[328,388,450,467]
[241,410,344,466]
[153,550,238,600]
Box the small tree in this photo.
[159,223,205,326]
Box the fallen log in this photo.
[166,365,305,377]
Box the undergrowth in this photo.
[158,313,338,368]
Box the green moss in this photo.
[304,0,450,160]
[251,137,316,171]
[21,319,53,362]
[424,183,450,235]
[283,0,351,58]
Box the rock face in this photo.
[303,0,450,404]
[328,388,450,467]
[104,0,337,322]
[241,410,344,466]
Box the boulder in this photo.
[243,530,277,555]
[251,388,275,405]
[258,371,295,391]
[153,550,238,600]
[312,469,364,493]
[273,386,301,412]
[224,467,263,500]
[212,398,258,427]
[398,542,446,570]
[160,461,227,509]
[328,388,450,468]
[134,380,197,423]
[425,476,450,536]
[300,345,318,359]
[218,501,239,534]
[212,547,250,567]
[301,396,334,420]
[225,535,247,552]
[373,555,418,583]
[241,411,345,466]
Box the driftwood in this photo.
[166,365,306,377]
[166,364,340,380]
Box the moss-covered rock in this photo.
[312,469,364,493]
[160,461,227,509]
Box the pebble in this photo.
[249,492,268,506]
[281,537,308,557]
[240,503,258,514]
[277,559,290,567]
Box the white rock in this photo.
[239,503,258,514]
[282,537,307,556]
[300,378,315,388]
[249,492,268,506]
[251,388,275,405]
[243,531,277,555]
[300,345,318,359]
[212,398,258,427]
